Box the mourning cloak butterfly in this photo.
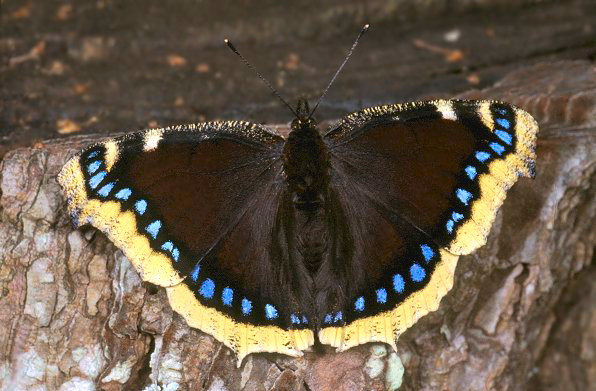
[58,27,538,365]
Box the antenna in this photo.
[309,24,369,118]
[224,39,298,118]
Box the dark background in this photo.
[2,0,594,157]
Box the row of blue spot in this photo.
[352,244,435,313]
[446,212,464,234]
[323,311,343,325]
[85,153,182,267]
[494,114,513,145]
[191,244,437,323]
[190,260,291,322]
[291,314,309,325]
[161,241,180,262]
[86,158,106,192]
[447,149,482,232]
[445,111,513,235]
[195,274,258,317]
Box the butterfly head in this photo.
[291,98,317,131]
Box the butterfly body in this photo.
[275,99,345,329]
[283,116,329,210]
[58,98,538,365]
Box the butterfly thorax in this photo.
[282,117,330,211]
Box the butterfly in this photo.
[58,27,538,366]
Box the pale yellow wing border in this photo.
[167,283,314,366]
[447,103,538,254]
[319,249,458,352]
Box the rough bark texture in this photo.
[0,59,594,390]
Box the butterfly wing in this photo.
[58,121,314,363]
[319,99,538,350]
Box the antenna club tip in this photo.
[364,24,370,29]
[224,39,238,53]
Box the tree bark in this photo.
[0,60,594,391]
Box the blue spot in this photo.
[393,274,405,293]
[354,296,365,312]
[376,288,387,304]
[161,241,173,251]
[135,200,147,215]
[241,298,252,315]
[222,287,233,306]
[114,188,132,200]
[190,264,200,282]
[323,313,333,324]
[199,278,215,299]
[87,161,101,175]
[421,244,434,261]
[496,118,510,129]
[145,220,161,239]
[410,263,426,282]
[446,219,454,233]
[265,304,278,319]
[290,314,301,324]
[452,212,464,221]
[465,166,477,180]
[97,182,115,197]
[171,247,179,262]
[334,311,343,322]
[87,151,99,159]
[476,151,491,162]
[456,188,473,205]
[490,142,505,155]
[495,129,512,145]
[88,171,107,189]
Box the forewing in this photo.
[58,121,313,363]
